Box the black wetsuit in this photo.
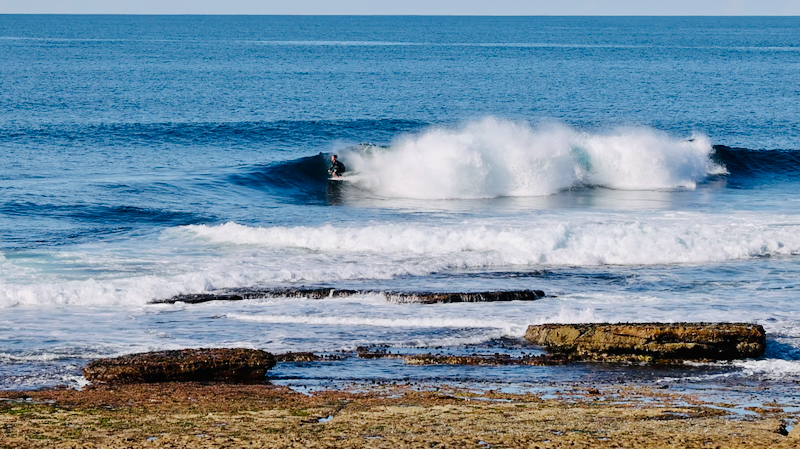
[329,160,345,177]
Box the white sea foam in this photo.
[342,119,723,199]
[730,359,800,379]
[3,212,800,309]
[533,307,600,325]
[224,311,549,348]
[0,276,197,308]
[662,359,800,382]
[226,313,527,335]
[184,215,800,266]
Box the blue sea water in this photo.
[1,16,800,398]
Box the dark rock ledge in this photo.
[152,288,547,305]
[83,348,275,384]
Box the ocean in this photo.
[1,15,800,402]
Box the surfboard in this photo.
[328,172,361,182]
[328,174,357,182]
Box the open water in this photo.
[2,16,800,401]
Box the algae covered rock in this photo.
[275,352,321,362]
[524,323,766,362]
[403,353,568,366]
[84,348,275,384]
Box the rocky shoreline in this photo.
[3,322,785,448]
[2,382,798,448]
[83,323,767,385]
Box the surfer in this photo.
[328,154,346,178]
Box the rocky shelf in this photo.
[525,322,767,363]
[82,323,768,385]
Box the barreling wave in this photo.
[228,154,331,198]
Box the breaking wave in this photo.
[339,119,723,199]
[228,119,800,202]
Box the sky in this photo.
[2,0,800,15]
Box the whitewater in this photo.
[343,119,724,199]
[2,16,800,402]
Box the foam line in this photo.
[226,313,526,333]
[184,217,800,265]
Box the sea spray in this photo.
[342,118,724,199]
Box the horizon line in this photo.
[1,13,799,17]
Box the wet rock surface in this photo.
[404,353,568,366]
[275,352,323,362]
[154,287,546,305]
[525,323,766,362]
[83,348,276,384]
[353,347,569,366]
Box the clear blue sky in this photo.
[2,0,800,15]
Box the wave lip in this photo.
[341,118,722,199]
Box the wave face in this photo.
[712,145,800,180]
[228,154,331,201]
[340,119,722,199]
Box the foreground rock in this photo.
[525,323,766,362]
[155,287,546,305]
[84,348,275,384]
[2,383,796,449]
